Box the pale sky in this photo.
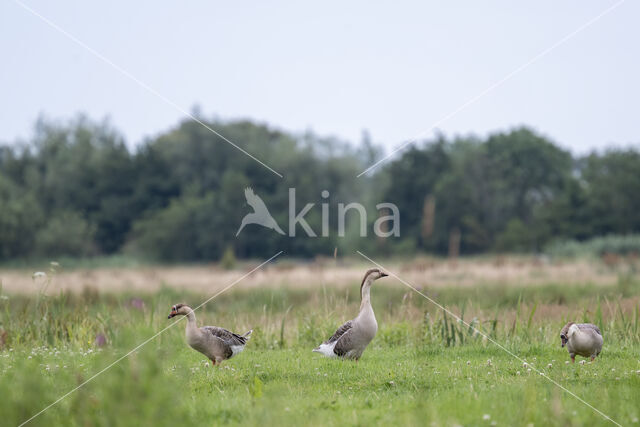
[1,1,638,156]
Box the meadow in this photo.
[1,256,640,426]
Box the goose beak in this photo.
[168,311,178,319]
[380,271,388,277]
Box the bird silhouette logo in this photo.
[236,187,285,236]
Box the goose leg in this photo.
[571,356,575,363]
[210,359,216,367]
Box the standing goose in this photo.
[168,304,252,366]
[313,268,388,360]
[560,322,603,362]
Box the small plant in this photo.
[249,376,263,399]
[219,247,237,270]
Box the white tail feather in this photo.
[313,342,338,358]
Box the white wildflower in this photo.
[483,414,491,421]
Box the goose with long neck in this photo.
[313,268,387,360]
[168,304,252,366]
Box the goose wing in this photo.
[578,323,602,336]
[323,320,356,357]
[202,326,248,346]
[324,320,353,344]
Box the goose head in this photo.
[168,303,190,319]
[360,268,388,291]
[363,268,388,282]
[560,322,576,347]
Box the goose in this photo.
[560,322,603,362]
[168,304,252,366]
[313,268,387,360]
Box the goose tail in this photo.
[312,342,337,357]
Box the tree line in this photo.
[0,115,638,261]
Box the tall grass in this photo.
[2,281,639,352]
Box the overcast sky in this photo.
[1,1,638,156]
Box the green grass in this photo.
[3,343,640,426]
[1,283,640,426]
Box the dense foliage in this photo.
[0,115,639,261]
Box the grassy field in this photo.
[1,258,640,426]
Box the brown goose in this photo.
[168,304,252,366]
[313,268,387,360]
[560,322,603,362]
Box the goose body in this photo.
[314,269,387,360]
[560,322,603,362]
[168,304,252,366]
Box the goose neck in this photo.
[360,278,374,311]
[184,307,197,329]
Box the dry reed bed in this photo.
[0,256,620,295]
